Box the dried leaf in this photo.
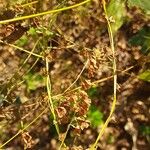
[56,106,67,119]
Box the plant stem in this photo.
[90,0,117,149]
[46,57,60,135]
[0,0,91,24]
[0,108,47,149]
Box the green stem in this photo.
[0,0,91,24]
[90,0,117,149]
[0,108,47,149]
[46,57,60,135]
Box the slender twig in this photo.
[2,39,40,98]
[21,1,38,7]
[4,57,40,99]
[63,59,89,94]
[90,0,117,149]
[46,57,60,135]
[0,108,47,149]
[0,0,91,24]
[59,116,75,149]
[19,39,40,69]
[52,66,134,99]
[0,40,43,58]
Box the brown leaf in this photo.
[21,132,35,149]
[2,25,28,43]
[72,125,81,136]
[77,117,90,130]
[81,79,91,90]
[56,106,67,119]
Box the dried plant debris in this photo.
[0,0,149,149]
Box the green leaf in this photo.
[87,86,98,98]
[138,70,150,82]
[28,27,37,36]
[128,0,150,14]
[16,35,28,47]
[24,72,45,91]
[129,27,150,54]
[107,0,126,35]
[36,27,54,37]
[139,125,150,136]
[87,105,103,128]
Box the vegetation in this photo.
[0,0,149,149]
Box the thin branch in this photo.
[52,66,134,99]
[0,108,47,149]
[46,57,60,135]
[63,59,89,94]
[0,40,43,58]
[90,0,117,149]
[0,0,91,24]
